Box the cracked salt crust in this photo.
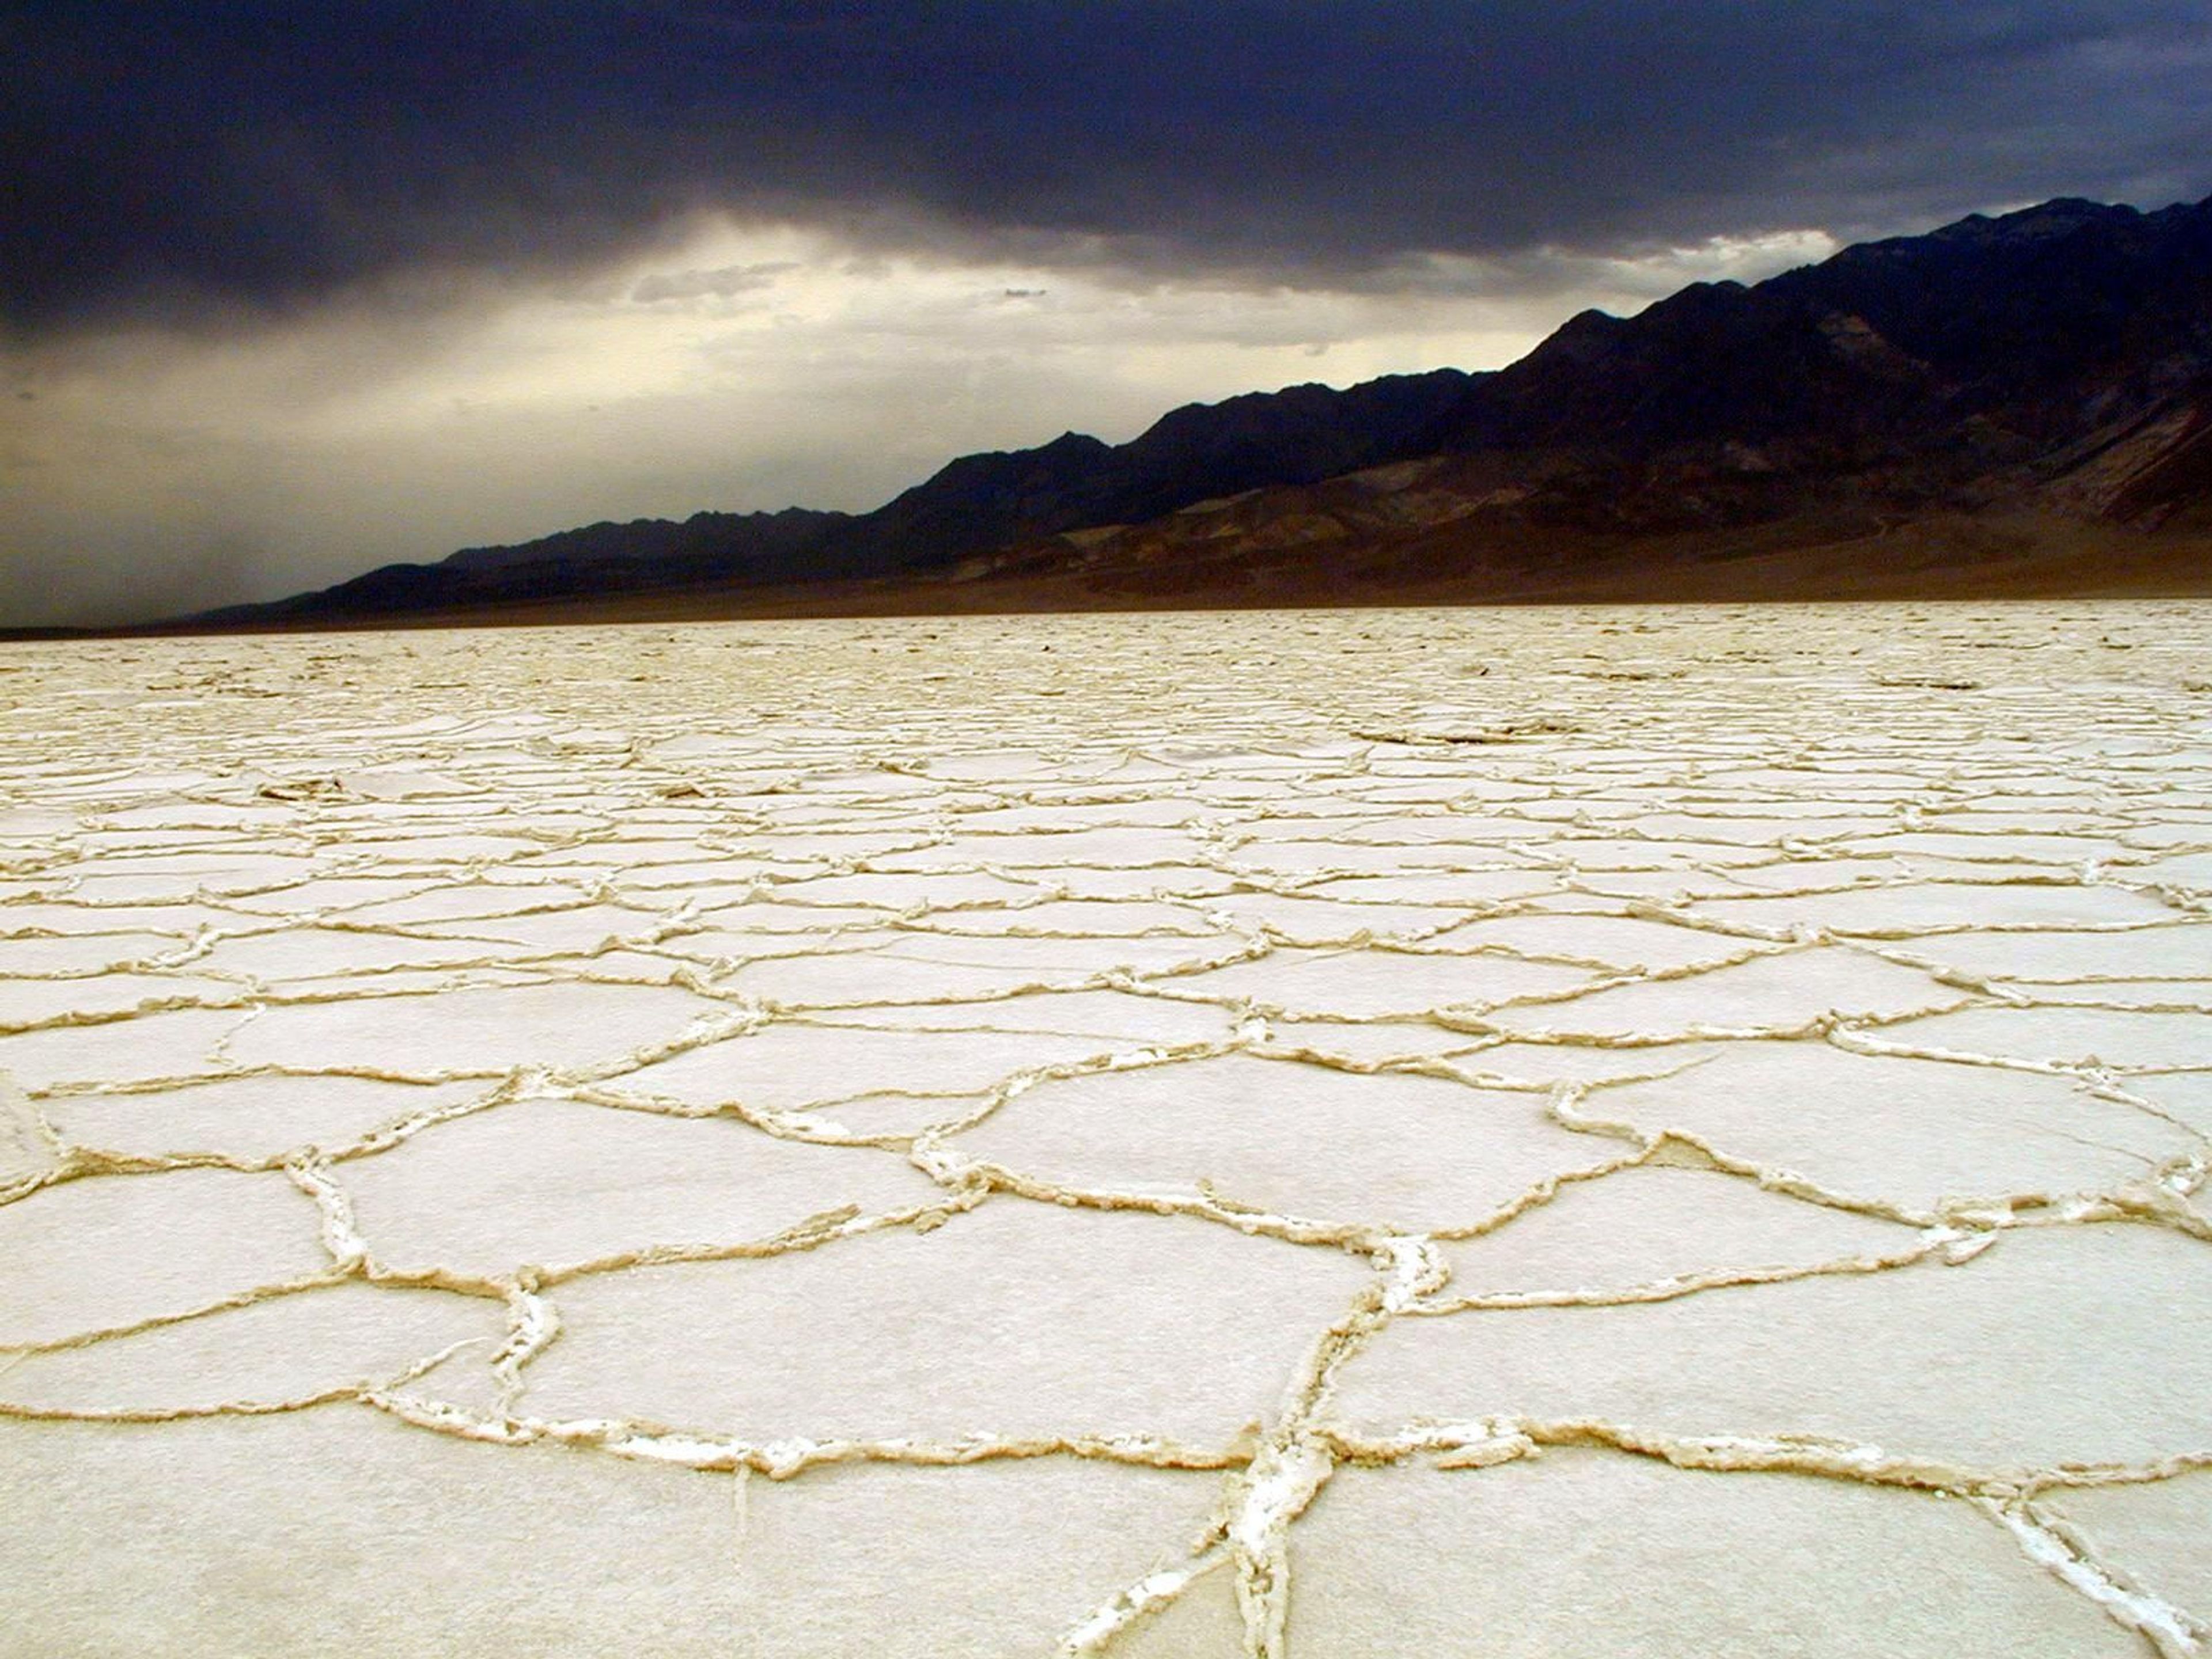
[2041,1472,2212,1643]
[1433,1162,1918,1297]
[1584,1041,2202,1211]
[517,1202,1370,1446]
[1293,1453,2145,1657]
[339,1096,944,1279]
[37,1074,493,1165]
[0,1410,768,1655]
[1331,1224,2212,1469]
[1880,1003,2212,1070]
[3,601,2210,1656]
[0,1281,505,1415]
[221,979,727,1075]
[953,1054,1622,1232]
[0,1165,329,1347]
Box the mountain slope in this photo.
[1400,195,2212,521]
[190,507,853,626]
[819,368,1480,575]
[179,192,2212,628]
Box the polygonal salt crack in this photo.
[3,604,2210,1657]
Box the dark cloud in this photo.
[6,1,2209,335]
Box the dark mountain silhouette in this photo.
[177,192,2212,628]
[190,507,852,625]
[181,366,1479,624]
[818,369,1479,575]
[440,507,846,577]
[1395,195,2212,525]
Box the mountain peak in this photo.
[1933,195,2139,245]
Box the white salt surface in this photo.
[2,602,2209,1657]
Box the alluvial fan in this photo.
[2,603,2209,1658]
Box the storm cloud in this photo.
[3,3,2209,627]
[7,1,2210,335]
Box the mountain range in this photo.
[183,192,2212,628]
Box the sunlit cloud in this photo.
[1,216,1878,624]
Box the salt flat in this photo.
[2,602,2209,1658]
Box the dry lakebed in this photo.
[3,601,2209,1657]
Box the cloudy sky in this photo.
[4,2,2208,626]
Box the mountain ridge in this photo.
[172,190,2212,629]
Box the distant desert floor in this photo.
[3,602,2209,1658]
